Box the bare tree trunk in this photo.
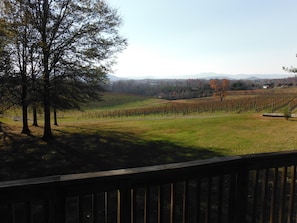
[20,30,30,134]
[42,67,53,140]
[41,0,53,141]
[54,106,58,126]
[21,73,30,134]
[21,103,30,134]
[32,104,38,126]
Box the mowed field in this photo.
[0,87,297,180]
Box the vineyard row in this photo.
[81,94,297,119]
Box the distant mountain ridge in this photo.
[108,72,293,81]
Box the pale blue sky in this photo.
[108,0,297,78]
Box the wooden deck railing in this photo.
[1,151,297,223]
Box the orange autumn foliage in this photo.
[210,79,229,101]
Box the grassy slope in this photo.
[90,113,297,155]
[0,91,297,180]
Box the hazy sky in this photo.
[108,0,297,78]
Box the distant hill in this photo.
[174,72,293,80]
[107,74,128,81]
[109,72,293,81]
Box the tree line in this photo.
[111,79,214,100]
[110,78,263,100]
[0,0,127,140]
[110,76,297,100]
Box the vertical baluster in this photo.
[117,191,120,223]
[144,187,150,223]
[228,173,236,223]
[131,189,136,223]
[217,175,223,223]
[252,170,259,223]
[170,183,175,223]
[269,168,278,223]
[182,181,188,223]
[287,165,296,223]
[196,178,201,223]
[91,194,97,223]
[144,188,147,223]
[278,166,287,223]
[205,177,212,223]
[158,185,163,223]
[259,169,268,223]
[104,192,108,223]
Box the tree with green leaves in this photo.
[51,67,107,125]
[0,18,14,116]
[283,105,291,120]
[1,0,41,134]
[29,0,127,140]
[1,0,127,140]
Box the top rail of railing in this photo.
[0,156,240,189]
[1,150,297,189]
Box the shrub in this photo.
[283,106,291,120]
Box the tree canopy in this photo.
[210,79,229,101]
[0,0,127,140]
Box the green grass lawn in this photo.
[1,110,296,181]
[85,112,297,155]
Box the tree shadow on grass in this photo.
[0,124,225,181]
